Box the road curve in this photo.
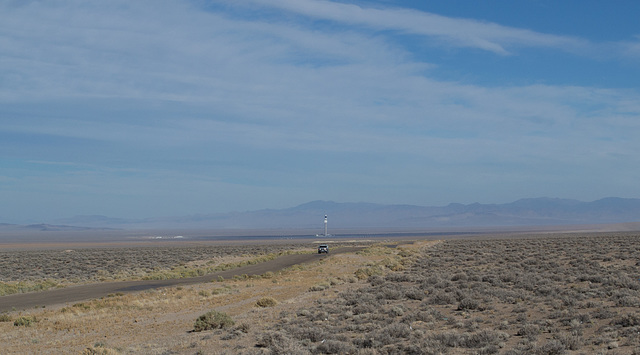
[0,247,364,312]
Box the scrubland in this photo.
[2,233,640,354]
[0,243,312,295]
[254,233,640,354]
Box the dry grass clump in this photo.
[254,233,640,354]
[256,297,278,308]
[142,252,291,280]
[81,342,120,355]
[13,315,37,327]
[0,279,59,296]
[193,310,234,332]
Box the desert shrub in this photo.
[286,324,326,342]
[451,272,468,282]
[310,310,330,322]
[411,338,451,355]
[421,328,508,349]
[256,331,310,355]
[383,322,411,338]
[578,274,603,283]
[342,289,378,306]
[256,297,278,307]
[464,319,480,332]
[557,334,583,350]
[404,286,424,300]
[592,307,617,320]
[315,339,356,354]
[466,330,509,348]
[235,323,250,333]
[512,304,528,313]
[0,313,11,322]
[352,302,377,316]
[352,336,380,349]
[256,330,288,348]
[572,313,591,325]
[368,275,385,286]
[220,329,243,340]
[476,345,501,355]
[402,310,437,323]
[427,290,456,305]
[616,295,640,307]
[81,345,119,355]
[193,310,234,332]
[385,272,414,283]
[534,339,565,355]
[342,275,358,283]
[517,323,540,341]
[376,285,403,300]
[371,331,396,346]
[458,297,483,311]
[13,315,37,327]
[297,309,311,317]
[427,332,469,347]
[355,265,384,280]
[420,274,444,287]
[612,313,640,328]
[309,284,329,292]
[388,305,405,317]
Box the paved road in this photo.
[0,247,363,312]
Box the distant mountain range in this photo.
[32,197,640,231]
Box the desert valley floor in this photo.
[2,232,640,354]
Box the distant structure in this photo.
[315,215,330,237]
[324,214,328,237]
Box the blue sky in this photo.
[1,0,639,222]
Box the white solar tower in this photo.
[324,215,328,236]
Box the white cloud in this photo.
[620,35,640,58]
[244,0,587,55]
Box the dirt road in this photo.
[0,247,363,312]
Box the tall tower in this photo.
[324,215,328,236]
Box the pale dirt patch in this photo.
[0,242,419,354]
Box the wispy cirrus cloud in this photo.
[243,0,588,55]
[619,36,640,58]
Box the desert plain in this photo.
[2,231,640,354]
